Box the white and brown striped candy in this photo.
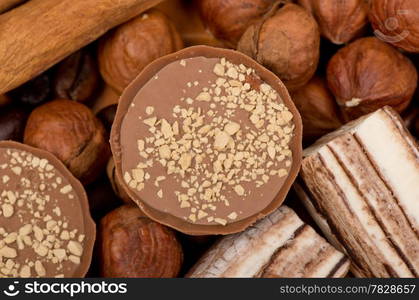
[187,206,349,278]
[298,106,419,278]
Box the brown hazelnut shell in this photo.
[0,141,96,278]
[198,0,275,48]
[237,3,320,92]
[110,45,302,236]
[156,0,225,48]
[326,37,417,120]
[99,204,183,278]
[298,0,368,44]
[98,9,183,94]
[290,76,342,145]
[369,0,419,53]
[23,99,110,185]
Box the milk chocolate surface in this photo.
[112,46,302,235]
[0,141,95,278]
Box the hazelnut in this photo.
[98,9,183,93]
[326,37,417,120]
[156,0,225,48]
[0,105,29,142]
[99,204,183,278]
[23,99,110,184]
[53,49,100,102]
[106,158,133,204]
[290,77,342,145]
[238,3,320,91]
[369,0,419,53]
[298,0,368,44]
[198,0,275,48]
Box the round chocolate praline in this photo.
[0,141,95,277]
[111,46,302,235]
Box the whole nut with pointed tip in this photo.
[198,0,275,48]
[291,77,342,145]
[298,0,368,44]
[238,3,320,91]
[369,0,419,53]
[327,37,417,121]
[99,204,183,278]
[23,99,110,184]
[98,9,183,93]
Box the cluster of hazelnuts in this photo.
[0,0,418,278]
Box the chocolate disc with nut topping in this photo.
[111,46,302,235]
[0,141,95,277]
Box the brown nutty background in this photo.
[0,0,418,278]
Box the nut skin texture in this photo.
[298,0,368,44]
[156,0,225,48]
[238,3,320,92]
[54,49,100,102]
[198,0,275,48]
[369,0,419,53]
[99,204,183,278]
[23,99,110,185]
[327,37,417,121]
[291,77,342,145]
[98,9,183,94]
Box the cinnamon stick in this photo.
[0,0,163,94]
[0,0,26,14]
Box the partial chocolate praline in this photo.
[111,46,302,235]
[0,141,95,277]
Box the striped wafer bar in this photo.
[297,106,419,278]
[187,206,349,278]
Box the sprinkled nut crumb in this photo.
[123,57,294,226]
[0,148,86,278]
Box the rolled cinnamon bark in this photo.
[0,0,163,94]
[0,0,26,14]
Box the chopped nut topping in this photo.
[0,148,85,278]
[125,57,294,226]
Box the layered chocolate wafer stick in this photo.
[297,106,419,278]
[187,206,349,278]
